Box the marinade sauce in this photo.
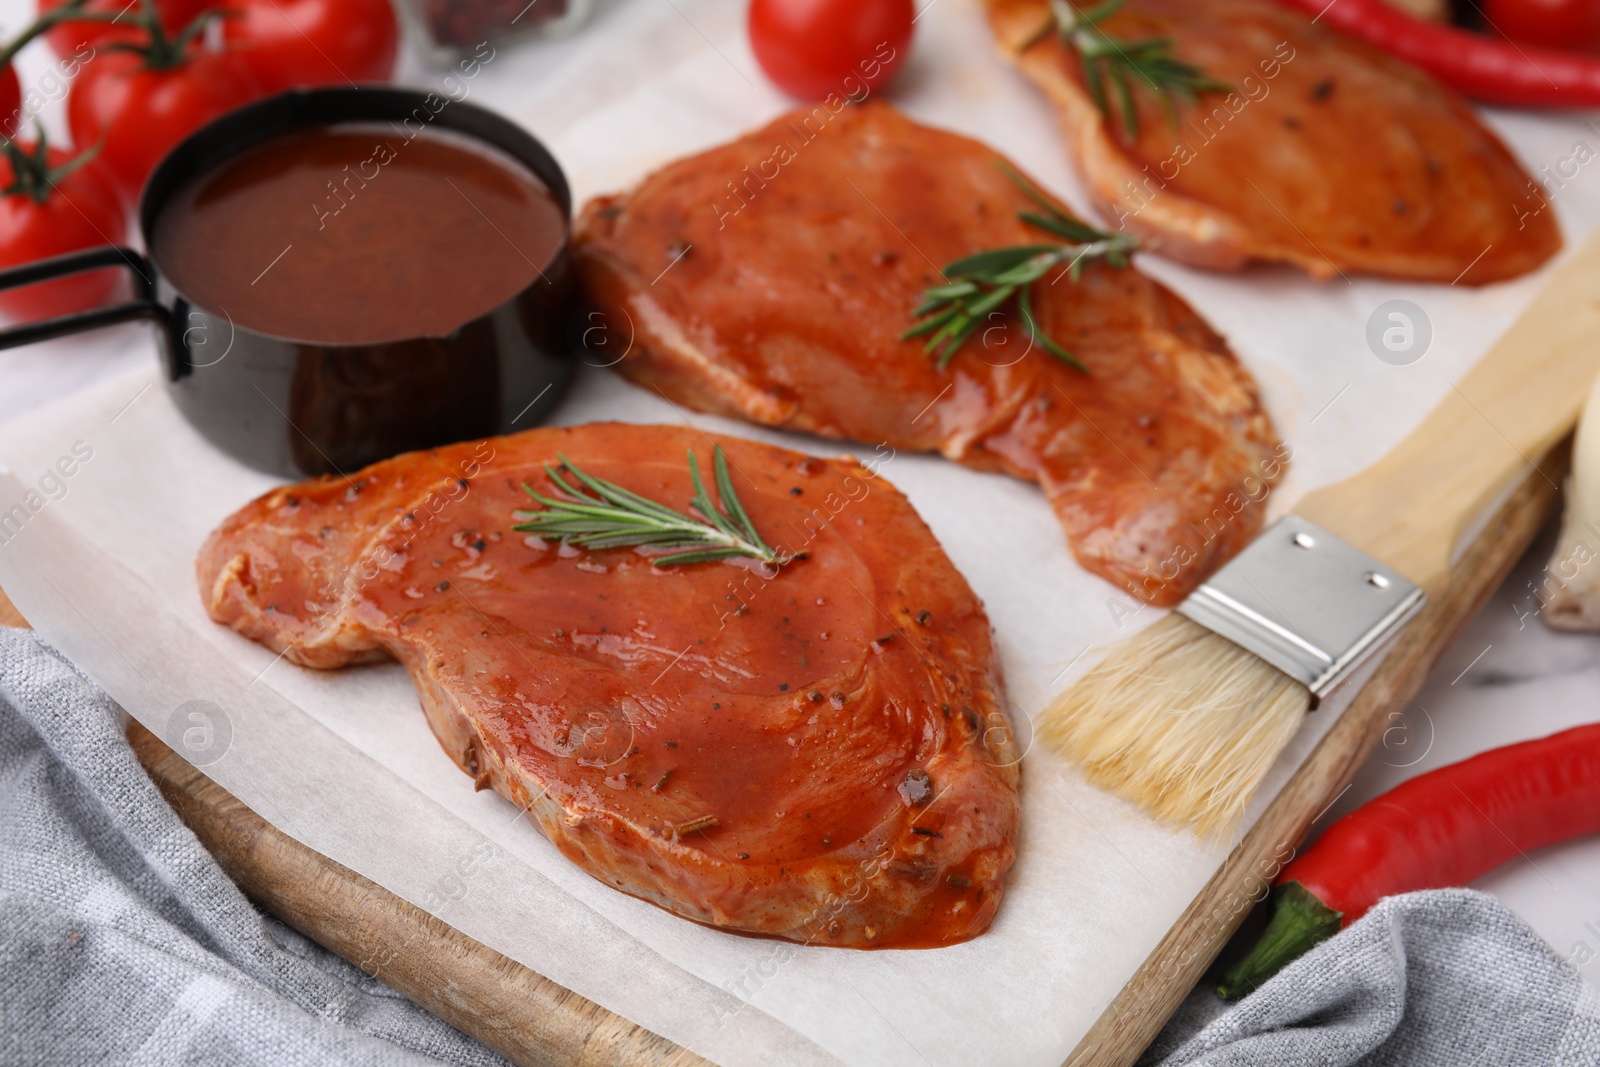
[153,123,566,345]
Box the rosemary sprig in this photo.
[1019,0,1229,141]
[513,447,779,569]
[902,163,1137,371]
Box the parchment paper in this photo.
[4,1,1600,1064]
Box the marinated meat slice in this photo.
[197,423,1020,948]
[574,102,1283,607]
[984,0,1560,283]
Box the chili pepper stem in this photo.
[1216,881,1343,1001]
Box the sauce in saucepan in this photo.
[153,123,566,345]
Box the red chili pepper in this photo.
[1271,0,1600,107]
[1218,723,1600,1000]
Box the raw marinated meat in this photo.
[984,0,1560,283]
[574,102,1284,606]
[198,423,1020,947]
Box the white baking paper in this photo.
[4,1,1600,1064]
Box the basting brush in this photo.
[1039,229,1600,830]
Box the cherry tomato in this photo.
[748,0,914,102]
[222,0,399,92]
[1480,0,1600,50]
[0,141,127,321]
[37,0,218,57]
[67,47,257,200]
[0,65,19,139]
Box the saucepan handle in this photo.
[0,247,168,350]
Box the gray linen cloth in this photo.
[0,627,507,1067]
[1144,888,1600,1066]
[3,625,1598,1066]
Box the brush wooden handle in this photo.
[1296,227,1600,593]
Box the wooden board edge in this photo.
[1062,443,1568,1067]
[125,720,715,1067]
[0,587,27,628]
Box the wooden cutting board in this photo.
[0,440,1564,1067]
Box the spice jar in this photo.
[397,0,592,62]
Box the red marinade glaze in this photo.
[197,422,1022,947]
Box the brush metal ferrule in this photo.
[1175,516,1425,705]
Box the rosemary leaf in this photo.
[943,244,1061,278]
[903,307,962,339]
[686,453,740,542]
[552,463,684,524]
[653,548,752,567]
[1019,211,1105,244]
[513,447,780,569]
[712,447,771,556]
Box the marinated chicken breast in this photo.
[575,102,1283,606]
[198,424,1020,948]
[985,0,1560,283]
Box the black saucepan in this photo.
[0,87,576,477]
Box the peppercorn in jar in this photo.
[396,0,592,62]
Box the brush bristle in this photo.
[1039,614,1310,831]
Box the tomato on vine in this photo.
[0,135,128,321]
[0,64,19,139]
[64,6,257,199]
[222,0,399,93]
[36,0,217,56]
